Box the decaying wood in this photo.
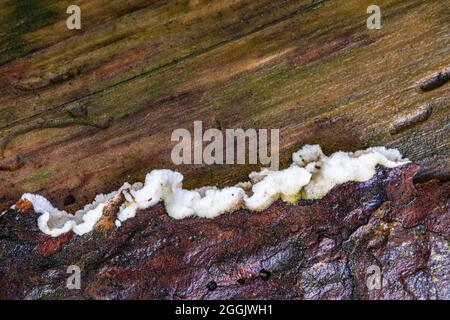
[1,164,448,299]
[0,0,449,213]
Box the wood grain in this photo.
[0,0,449,211]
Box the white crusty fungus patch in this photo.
[17,144,408,237]
[116,170,246,222]
[245,166,311,211]
[296,146,408,199]
[21,183,136,236]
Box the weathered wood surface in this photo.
[1,164,449,299]
[0,0,449,211]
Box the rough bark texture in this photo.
[1,164,448,300]
[0,0,449,212]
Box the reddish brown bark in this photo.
[0,164,448,300]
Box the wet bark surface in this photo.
[1,164,448,300]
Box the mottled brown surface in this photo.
[0,0,449,213]
[0,0,449,300]
[0,164,448,300]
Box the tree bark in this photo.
[1,164,448,299]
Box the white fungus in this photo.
[296,146,409,199]
[245,166,311,211]
[17,144,408,237]
[21,183,135,236]
[116,170,246,221]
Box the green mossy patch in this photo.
[0,0,60,64]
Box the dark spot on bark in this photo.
[140,230,151,238]
[259,269,271,281]
[207,281,217,291]
[64,195,76,206]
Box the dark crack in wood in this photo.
[419,67,450,92]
